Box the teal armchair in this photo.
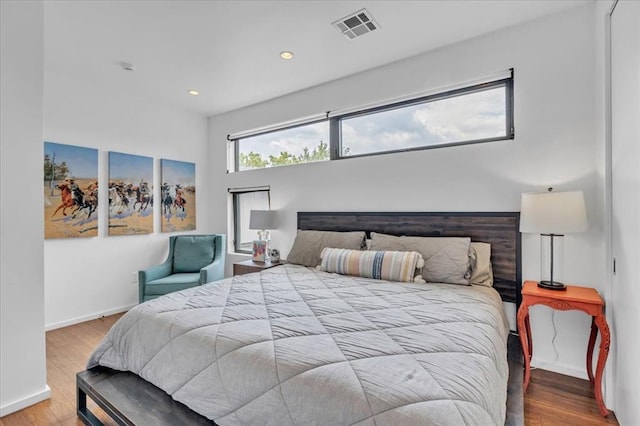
[139,234,226,303]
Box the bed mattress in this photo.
[89,264,509,425]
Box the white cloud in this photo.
[241,122,329,157]
[241,87,506,160]
[413,88,505,142]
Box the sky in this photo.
[44,142,98,178]
[109,151,153,183]
[238,86,506,162]
[241,121,329,158]
[161,159,195,186]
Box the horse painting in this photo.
[52,183,97,219]
[161,186,173,215]
[44,142,99,239]
[174,187,186,212]
[108,186,128,214]
[160,159,195,232]
[133,181,152,212]
[76,184,98,219]
[51,183,76,217]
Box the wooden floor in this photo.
[0,314,124,426]
[1,313,619,426]
[525,368,618,426]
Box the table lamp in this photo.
[520,188,588,290]
[249,210,277,262]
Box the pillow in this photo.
[370,233,471,285]
[173,235,215,273]
[469,242,494,287]
[319,247,425,283]
[286,230,366,267]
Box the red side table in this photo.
[517,280,610,417]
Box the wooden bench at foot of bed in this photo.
[77,366,216,426]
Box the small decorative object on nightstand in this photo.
[233,259,282,276]
[517,280,610,417]
[249,210,277,262]
[269,248,280,263]
[252,240,267,262]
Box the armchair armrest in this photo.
[200,256,224,284]
[200,234,226,284]
[139,261,172,302]
[140,261,172,282]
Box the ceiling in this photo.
[44,0,589,117]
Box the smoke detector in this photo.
[332,9,379,40]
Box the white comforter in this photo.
[89,264,509,425]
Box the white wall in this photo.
[209,4,606,382]
[609,1,640,423]
[43,71,209,329]
[0,0,50,416]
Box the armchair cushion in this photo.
[145,273,201,295]
[173,235,215,273]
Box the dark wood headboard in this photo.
[298,211,521,307]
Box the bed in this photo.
[81,211,521,426]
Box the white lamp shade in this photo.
[249,210,277,230]
[520,191,588,234]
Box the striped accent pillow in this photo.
[319,248,425,283]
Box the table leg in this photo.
[517,304,532,392]
[525,313,532,360]
[592,314,610,417]
[587,316,597,385]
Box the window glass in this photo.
[237,121,329,171]
[231,74,513,169]
[340,85,508,156]
[233,190,269,252]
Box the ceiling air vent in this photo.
[332,9,379,40]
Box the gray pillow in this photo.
[286,230,366,267]
[173,235,215,273]
[469,242,494,287]
[370,233,471,285]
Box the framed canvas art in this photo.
[252,240,267,262]
[44,142,99,239]
[160,159,196,232]
[108,152,153,235]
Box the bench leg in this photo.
[77,377,104,426]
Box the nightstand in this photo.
[233,259,282,276]
[517,280,610,417]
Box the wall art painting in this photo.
[252,240,267,262]
[160,159,196,232]
[108,152,153,235]
[44,142,99,239]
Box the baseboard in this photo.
[0,385,51,417]
[531,359,588,380]
[45,304,135,331]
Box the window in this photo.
[229,71,513,169]
[338,80,513,157]
[231,188,270,253]
[236,121,330,171]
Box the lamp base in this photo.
[537,280,567,291]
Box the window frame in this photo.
[233,118,330,172]
[330,76,514,160]
[230,72,514,169]
[231,188,271,254]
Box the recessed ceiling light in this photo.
[188,89,199,96]
[280,51,294,60]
